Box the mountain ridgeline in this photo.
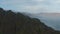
[0,8,60,34]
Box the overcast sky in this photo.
[0,0,60,13]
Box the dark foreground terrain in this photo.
[0,8,60,34]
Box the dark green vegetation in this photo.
[0,8,60,34]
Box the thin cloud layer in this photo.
[0,0,60,13]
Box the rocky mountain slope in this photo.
[0,8,60,34]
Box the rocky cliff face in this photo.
[0,8,60,34]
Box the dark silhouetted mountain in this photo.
[0,8,60,34]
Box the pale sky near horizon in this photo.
[0,0,60,13]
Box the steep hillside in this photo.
[0,8,60,34]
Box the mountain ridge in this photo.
[0,8,60,34]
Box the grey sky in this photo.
[0,0,60,13]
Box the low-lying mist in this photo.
[22,12,60,30]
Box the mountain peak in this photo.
[0,8,60,34]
